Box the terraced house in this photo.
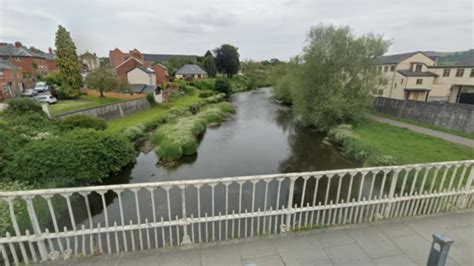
[377,51,474,104]
[0,42,56,88]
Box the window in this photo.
[415,64,422,72]
[390,65,395,71]
[416,79,423,85]
[15,57,21,62]
[443,69,450,77]
[470,69,474,77]
[456,68,465,77]
[384,66,388,72]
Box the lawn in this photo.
[371,111,474,140]
[106,94,201,132]
[50,96,125,115]
[353,120,474,165]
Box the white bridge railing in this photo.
[0,160,473,265]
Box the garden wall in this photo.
[373,97,474,133]
[57,98,150,121]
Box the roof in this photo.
[143,54,197,63]
[0,59,18,70]
[115,57,144,69]
[128,66,155,74]
[397,70,438,77]
[131,84,158,94]
[379,51,436,65]
[176,64,207,75]
[0,44,54,59]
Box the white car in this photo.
[35,95,58,104]
[34,82,49,92]
[21,89,38,97]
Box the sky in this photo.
[0,0,473,61]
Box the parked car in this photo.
[33,82,49,92]
[35,95,58,104]
[21,89,38,97]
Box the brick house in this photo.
[116,57,145,82]
[150,63,169,85]
[0,42,56,88]
[0,60,23,100]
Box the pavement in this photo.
[47,209,474,266]
[366,113,474,149]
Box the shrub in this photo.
[193,79,215,90]
[122,124,145,141]
[4,129,136,187]
[146,94,156,106]
[0,181,33,235]
[215,77,232,97]
[156,141,183,161]
[62,115,108,130]
[198,90,214,98]
[5,112,61,136]
[5,98,42,116]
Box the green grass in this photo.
[50,96,125,115]
[372,111,474,140]
[106,94,201,132]
[353,120,474,165]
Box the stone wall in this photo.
[373,97,474,133]
[57,98,150,121]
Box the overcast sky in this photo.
[1,0,473,60]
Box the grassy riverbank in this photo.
[106,94,201,132]
[50,95,125,115]
[329,119,474,166]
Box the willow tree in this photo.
[293,24,389,130]
[55,25,82,98]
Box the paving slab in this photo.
[324,243,375,266]
[309,228,354,248]
[242,254,284,266]
[201,244,241,266]
[272,235,333,265]
[373,254,417,266]
[236,239,277,259]
[346,226,402,259]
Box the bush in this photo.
[62,115,108,130]
[146,94,156,106]
[193,79,215,90]
[214,77,232,97]
[5,98,42,116]
[198,90,215,98]
[4,129,136,187]
[156,141,183,161]
[5,112,61,136]
[121,124,145,141]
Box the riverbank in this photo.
[329,119,474,166]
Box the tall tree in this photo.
[85,66,122,97]
[291,24,389,130]
[202,50,217,77]
[214,44,240,77]
[55,25,82,98]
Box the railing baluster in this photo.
[145,218,150,249]
[310,177,320,225]
[196,184,202,243]
[25,230,38,263]
[180,185,191,245]
[409,168,421,196]
[160,216,165,248]
[7,197,28,262]
[250,181,257,237]
[132,189,143,250]
[117,191,128,252]
[262,180,269,235]
[113,222,119,254]
[24,195,48,261]
[0,243,10,266]
[165,187,173,246]
[6,232,18,265]
[210,183,216,242]
[98,192,110,254]
[148,188,158,249]
[225,182,229,241]
[285,177,296,232]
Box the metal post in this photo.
[284,177,296,232]
[25,196,49,261]
[427,234,454,266]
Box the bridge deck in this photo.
[45,210,474,266]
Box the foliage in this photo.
[162,57,194,77]
[146,93,156,106]
[203,50,217,77]
[0,181,33,235]
[214,77,232,97]
[49,96,124,115]
[4,129,136,187]
[240,60,273,90]
[85,65,121,97]
[198,90,215,98]
[41,71,62,87]
[5,97,42,116]
[121,124,145,141]
[214,44,240,77]
[277,24,389,131]
[62,115,108,130]
[0,129,26,177]
[55,25,83,99]
[193,79,215,90]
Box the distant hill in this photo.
[431,49,474,66]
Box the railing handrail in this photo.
[1,160,472,197]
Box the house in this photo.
[0,60,24,100]
[109,48,197,68]
[127,66,156,86]
[79,51,100,72]
[150,63,169,85]
[175,64,208,80]
[116,57,145,82]
[377,51,474,104]
[0,42,56,87]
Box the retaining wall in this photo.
[373,97,474,133]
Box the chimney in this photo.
[14,41,22,48]
[48,47,53,54]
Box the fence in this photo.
[0,160,473,265]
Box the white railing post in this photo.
[460,165,474,208]
[283,177,296,233]
[180,185,192,245]
[24,196,49,262]
[384,169,400,218]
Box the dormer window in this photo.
[415,64,422,72]
[416,79,423,85]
